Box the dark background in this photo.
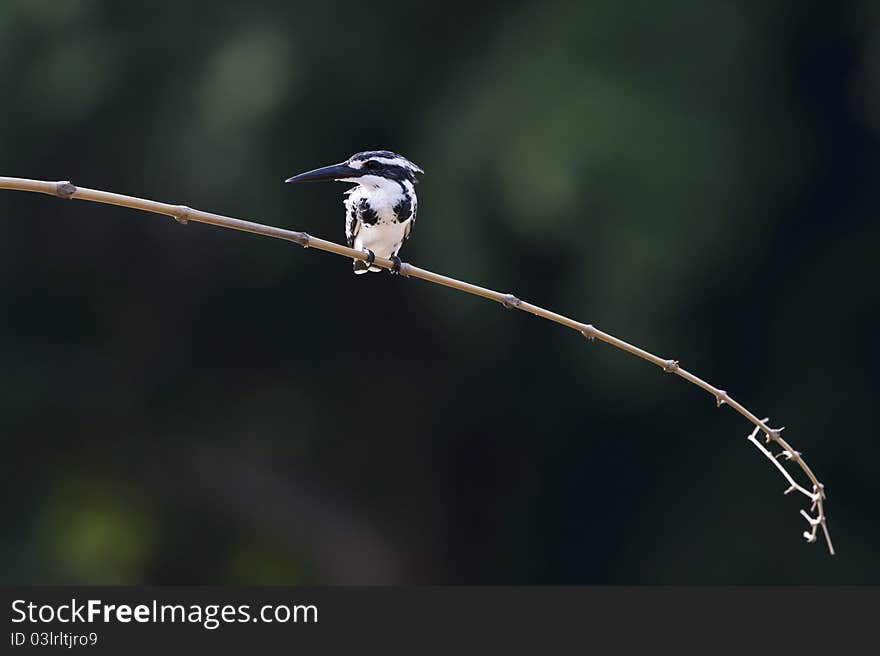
[0,1,877,584]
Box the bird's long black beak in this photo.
[285,163,359,183]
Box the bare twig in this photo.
[0,176,834,555]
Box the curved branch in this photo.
[0,175,834,555]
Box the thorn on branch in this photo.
[784,484,796,495]
[775,449,801,461]
[501,294,521,309]
[662,359,679,373]
[298,232,311,248]
[715,390,728,407]
[55,181,77,199]
[173,205,190,225]
[765,426,785,444]
[581,325,596,340]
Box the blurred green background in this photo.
[1,0,877,584]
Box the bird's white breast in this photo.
[355,220,408,258]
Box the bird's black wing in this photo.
[395,189,417,242]
[344,195,361,248]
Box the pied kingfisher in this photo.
[285,150,423,274]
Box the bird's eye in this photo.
[364,160,379,169]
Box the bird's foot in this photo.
[389,255,402,275]
[364,249,376,267]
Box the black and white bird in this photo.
[285,150,423,274]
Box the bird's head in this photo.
[285,150,423,190]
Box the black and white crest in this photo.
[344,151,424,185]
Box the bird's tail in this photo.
[353,259,381,274]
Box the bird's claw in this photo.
[389,255,402,275]
[364,250,376,267]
